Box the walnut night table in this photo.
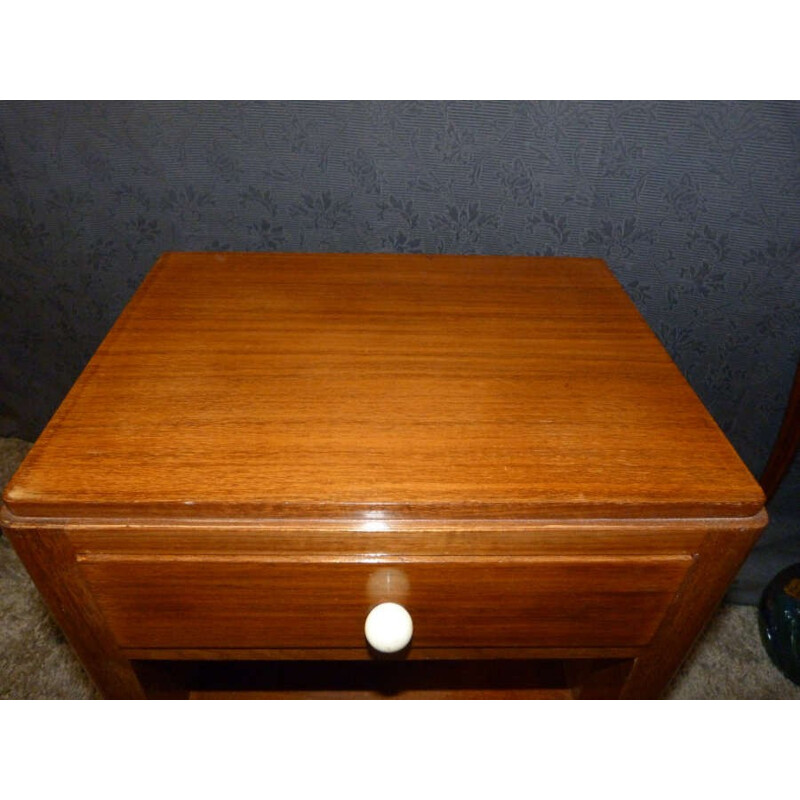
[1,253,767,699]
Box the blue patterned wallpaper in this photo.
[1,101,798,499]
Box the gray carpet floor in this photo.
[2,437,798,700]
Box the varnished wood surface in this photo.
[619,519,765,698]
[50,511,762,556]
[76,554,691,650]
[4,528,146,699]
[4,252,764,521]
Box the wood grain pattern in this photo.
[4,253,764,521]
[58,516,711,556]
[77,554,692,650]
[3,509,729,556]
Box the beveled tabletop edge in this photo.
[0,502,768,532]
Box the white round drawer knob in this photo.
[364,602,413,653]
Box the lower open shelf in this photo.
[133,657,632,699]
[189,688,575,699]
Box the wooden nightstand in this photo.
[1,253,766,699]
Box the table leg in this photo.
[618,517,765,698]
[5,528,146,699]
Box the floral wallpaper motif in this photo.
[1,101,798,490]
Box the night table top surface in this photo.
[4,252,764,522]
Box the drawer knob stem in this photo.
[364,602,413,653]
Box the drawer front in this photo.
[77,555,693,650]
